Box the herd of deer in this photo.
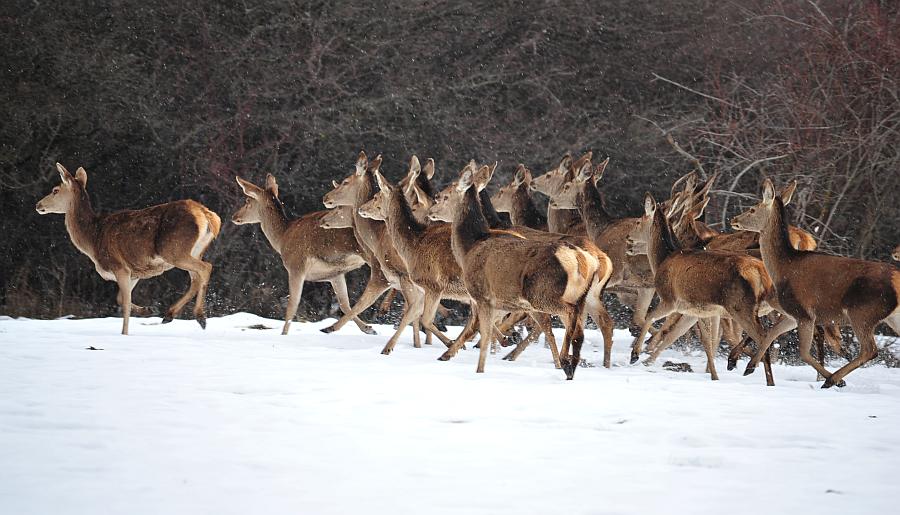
[36,155,900,387]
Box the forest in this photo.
[2,0,898,325]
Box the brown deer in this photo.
[491,165,548,230]
[356,159,463,348]
[530,154,585,235]
[549,157,657,352]
[321,152,427,353]
[730,179,900,387]
[430,158,617,368]
[627,192,792,382]
[36,163,220,335]
[431,163,612,379]
[232,174,375,336]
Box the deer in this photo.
[625,191,796,382]
[530,154,586,235]
[321,152,428,353]
[232,174,375,336]
[491,165,548,230]
[430,162,613,378]
[548,156,657,352]
[356,157,463,349]
[730,179,900,387]
[893,244,900,262]
[35,163,220,335]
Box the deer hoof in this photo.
[161,315,174,324]
[361,325,377,335]
[822,377,846,388]
[196,316,206,330]
[434,321,448,332]
[562,360,577,380]
[381,348,393,356]
[629,352,640,365]
[320,325,337,334]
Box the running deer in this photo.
[530,154,585,235]
[356,159,462,348]
[432,163,612,379]
[429,159,617,368]
[491,165,548,230]
[321,152,427,353]
[36,163,220,335]
[548,156,657,343]
[232,174,374,336]
[730,179,900,387]
[627,192,790,382]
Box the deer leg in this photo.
[115,273,137,335]
[645,314,698,365]
[329,274,375,335]
[439,309,476,361]
[824,319,878,388]
[502,317,543,362]
[588,298,615,369]
[380,279,424,355]
[698,317,719,381]
[644,313,681,356]
[376,289,396,315]
[631,302,675,364]
[788,318,835,384]
[281,269,307,336]
[632,288,656,335]
[162,271,199,324]
[171,257,212,329]
[322,269,390,334]
[561,301,587,380]
[475,305,496,373]
[823,323,851,361]
[814,326,827,381]
[743,314,796,384]
[417,291,454,347]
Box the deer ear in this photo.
[236,176,261,199]
[409,155,421,175]
[558,153,572,173]
[644,192,656,217]
[762,179,776,204]
[332,179,340,189]
[514,164,527,186]
[474,165,493,191]
[374,169,390,192]
[355,151,368,175]
[457,168,474,192]
[594,157,610,181]
[265,174,279,197]
[576,158,593,182]
[73,167,88,189]
[368,154,383,172]
[780,180,797,205]
[56,163,72,185]
[424,158,435,180]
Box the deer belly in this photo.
[673,300,727,318]
[131,256,173,279]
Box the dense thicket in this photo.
[1,1,897,324]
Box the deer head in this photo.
[319,205,355,229]
[730,179,797,232]
[323,151,381,208]
[232,174,283,225]
[36,163,88,215]
[530,153,573,196]
[551,155,608,210]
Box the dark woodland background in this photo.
[2,1,898,330]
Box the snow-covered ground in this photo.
[1,313,898,515]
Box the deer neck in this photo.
[64,191,101,259]
[758,199,796,281]
[479,189,509,229]
[511,185,545,229]
[351,174,385,251]
[580,180,615,238]
[385,192,425,262]
[646,210,679,276]
[258,199,291,254]
[453,188,491,263]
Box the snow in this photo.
[1,313,899,515]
